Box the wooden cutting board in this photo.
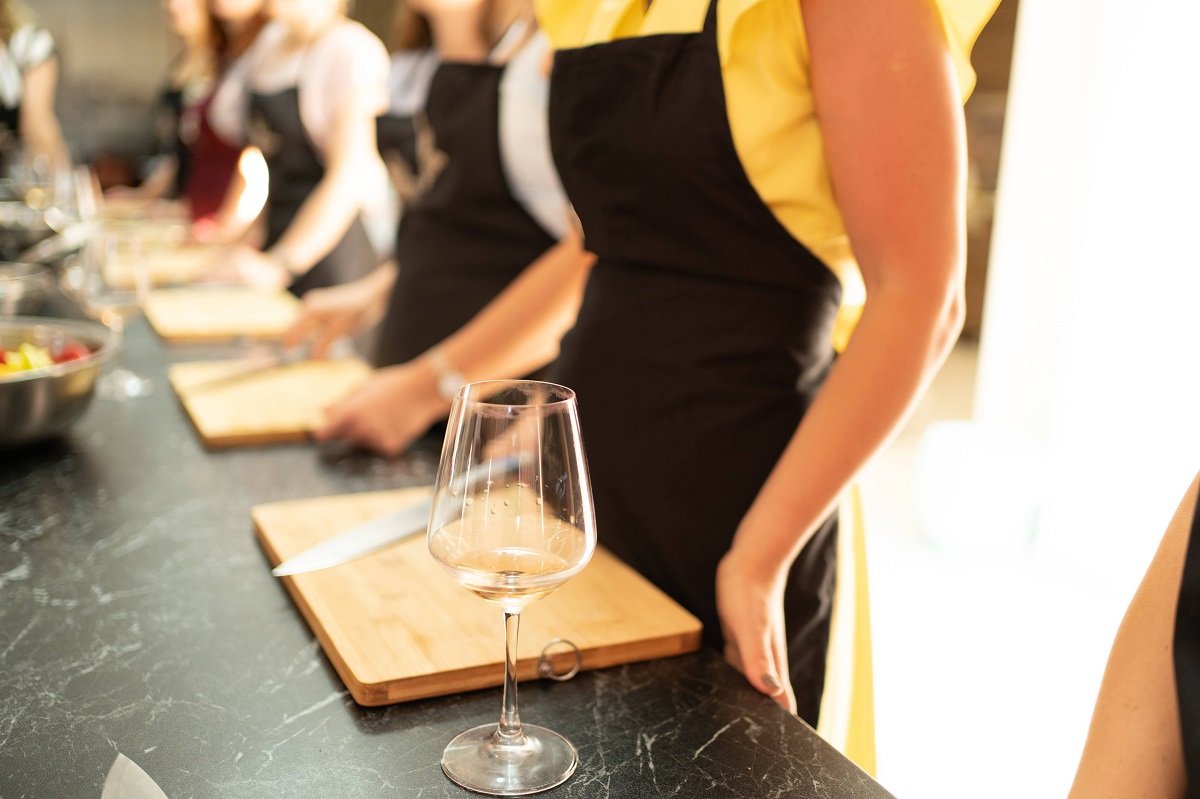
[100,198,190,224]
[108,243,218,288]
[169,357,371,448]
[252,489,703,705]
[144,287,300,341]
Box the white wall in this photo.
[978,0,1200,593]
[32,0,174,158]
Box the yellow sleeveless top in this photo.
[537,0,999,346]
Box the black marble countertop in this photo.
[0,311,895,798]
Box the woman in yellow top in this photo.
[531,0,999,723]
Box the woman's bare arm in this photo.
[316,227,594,455]
[1066,471,1199,799]
[716,0,970,710]
[19,56,69,170]
[264,80,384,273]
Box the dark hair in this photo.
[390,3,432,52]
[0,0,15,45]
[216,9,266,62]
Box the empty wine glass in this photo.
[427,380,597,795]
[77,221,153,399]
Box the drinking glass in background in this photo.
[427,380,597,796]
[75,221,153,399]
[0,147,76,261]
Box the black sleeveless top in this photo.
[1175,490,1200,796]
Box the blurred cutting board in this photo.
[169,357,371,448]
[100,197,190,224]
[253,489,703,706]
[144,287,300,341]
[109,243,219,288]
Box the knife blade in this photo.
[183,346,309,395]
[102,754,170,799]
[271,496,433,576]
[270,458,521,577]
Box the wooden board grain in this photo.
[144,287,300,342]
[169,357,372,448]
[108,243,218,288]
[252,489,703,705]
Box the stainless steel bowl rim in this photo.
[0,261,50,280]
[0,316,117,384]
[0,261,51,288]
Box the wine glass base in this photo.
[97,368,153,400]
[441,723,578,796]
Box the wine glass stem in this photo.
[499,611,524,741]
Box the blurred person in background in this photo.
[182,0,270,233]
[375,0,438,188]
[0,0,68,180]
[283,0,592,455]
[205,0,392,296]
[105,0,223,215]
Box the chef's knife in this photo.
[183,346,309,394]
[102,754,170,799]
[271,497,432,576]
[270,458,520,577]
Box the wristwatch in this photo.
[425,346,467,403]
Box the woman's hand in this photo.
[314,360,448,456]
[284,263,396,357]
[284,282,378,358]
[202,244,291,292]
[716,542,798,714]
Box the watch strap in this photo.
[426,346,466,403]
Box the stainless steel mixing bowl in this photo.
[0,316,117,447]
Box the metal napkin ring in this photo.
[537,638,582,682]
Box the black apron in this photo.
[373,61,557,368]
[0,36,27,173]
[157,87,187,197]
[1175,493,1200,796]
[0,102,19,174]
[376,115,419,181]
[247,87,376,296]
[548,0,843,725]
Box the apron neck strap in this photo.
[702,0,719,34]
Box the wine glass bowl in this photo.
[73,221,153,399]
[427,380,596,795]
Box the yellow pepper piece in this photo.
[18,343,53,370]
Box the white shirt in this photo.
[497,32,570,240]
[210,20,390,153]
[0,26,55,109]
[388,48,439,116]
[208,19,394,253]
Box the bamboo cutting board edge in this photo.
[148,329,289,345]
[168,359,371,449]
[169,385,315,449]
[143,287,300,342]
[252,490,703,706]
